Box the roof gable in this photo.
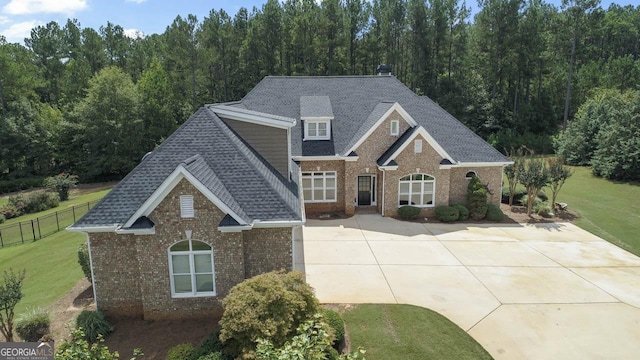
[378,126,453,166]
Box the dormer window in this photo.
[305,120,331,140]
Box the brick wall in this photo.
[89,178,292,320]
[448,167,503,206]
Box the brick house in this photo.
[69,73,509,319]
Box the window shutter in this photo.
[180,195,194,218]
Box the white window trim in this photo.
[168,240,216,298]
[414,139,423,154]
[390,120,399,136]
[398,174,435,208]
[304,119,331,140]
[180,195,194,218]
[302,171,337,203]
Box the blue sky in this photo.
[0,0,637,45]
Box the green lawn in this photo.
[0,230,86,316]
[556,166,640,256]
[342,304,493,360]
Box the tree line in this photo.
[1,0,639,182]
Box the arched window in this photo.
[465,171,477,179]
[168,240,215,297]
[398,174,435,207]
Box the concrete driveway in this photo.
[298,215,640,360]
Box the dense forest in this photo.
[0,0,639,184]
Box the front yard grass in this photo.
[343,304,493,360]
[557,166,640,256]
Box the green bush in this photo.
[452,204,469,221]
[56,329,141,360]
[197,353,225,360]
[44,173,79,201]
[3,191,59,218]
[467,176,487,220]
[0,177,45,195]
[501,188,527,205]
[0,203,21,219]
[76,310,112,342]
[322,309,345,348]
[397,205,421,220]
[0,214,5,224]
[534,202,554,218]
[191,330,230,360]
[15,308,50,342]
[435,206,460,222]
[486,203,504,222]
[219,271,319,359]
[78,243,92,282]
[519,194,542,207]
[167,343,196,360]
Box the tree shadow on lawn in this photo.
[103,316,218,359]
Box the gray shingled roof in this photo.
[300,96,334,119]
[241,76,509,163]
[72,107,302,229]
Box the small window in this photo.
[465,171,477,179]
[180,195,194,218]
[169,240,215,297]
[414,140,422,153]
[390,120,399,136]
[304,120,331,140]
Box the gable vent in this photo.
[180,195,195,218]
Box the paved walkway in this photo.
[298,215,640,360]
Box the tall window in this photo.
[305,120,330,140]
[169,240,215,297]
[398,174,435,207]
[302,172,337,202]
[390,120,399,136]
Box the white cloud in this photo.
[2,0,88,15]
[0,20,40,43]
[0,16,9,25]
[124,28,145,39]
[125,0,147,3]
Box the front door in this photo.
[357,176,372,206]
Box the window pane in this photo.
[170,241,189,252]
[191,241,211,251]
[325,190,335,200]
[411,194,422,206]
[303,189,312,200]
[412,182,421,193]
[172,255,190,274]
[399,194,409,205]
[302,178,311,189]
[196,274,214,292]
[425,194,434,205]
[424,182,434,193]
[302,172,311,176]
[173,275,192,293]
[412,174,422,180]
[314,189,324,200]
[194,254,212,273]
[424,175,434,181]
[308,123,317,136]
[314,178,323,188]
[326,177,335,188]
[399,183,409,193]
[400,175,411,181]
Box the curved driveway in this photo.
[298,215,640,359]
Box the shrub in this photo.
[44,173,79,201]
[467,175,487,220]
[534,202,554,218]
[0,269,27,342]
[0,203,21,219]
[322,309,345,348]
[219,271,319,359]
[22,191,59,213]
[397,205,420,220]
[0,214,5,224]
[78,243,92,282]
[452,204,469,221]
[501,188,527,205]
[486,203,504,222]
[435,206,460,222]
[191,330,230,360]
[76,310,112,342]
[167,343,196,360]
[56,329,141,360]
[15,308,50,342]
[197,353,225,360]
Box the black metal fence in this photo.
[0,200,99,248]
